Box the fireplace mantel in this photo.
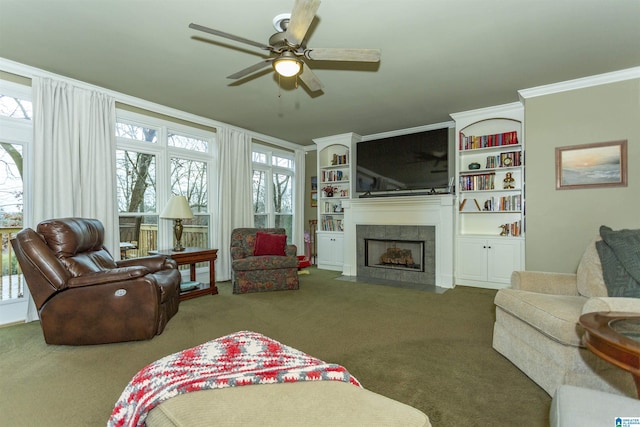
[342,195,455,288]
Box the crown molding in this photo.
[518,67,640,100]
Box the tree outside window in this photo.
[252,148,294,242]
[115,120,213,253]
[169,155,209,248]
[0,94,31,302]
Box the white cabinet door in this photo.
[456,236,523,287]
[317,232,344,271]
[456,237,489,282]
[487,239,523,284]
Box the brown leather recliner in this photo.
[11,218,181,345]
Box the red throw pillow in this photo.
[253,232,287,256]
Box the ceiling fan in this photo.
[188,0,381,92]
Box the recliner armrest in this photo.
[117,255,177,271]
[67,266,150,288]
[511,271,579,295]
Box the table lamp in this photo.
[160,195,194,251]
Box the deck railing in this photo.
[1,227,24,302]
[121,224,209,271]
[122,224,208,258]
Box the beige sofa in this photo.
[492,238,640,397]
[146,381,431,426]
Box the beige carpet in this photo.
[0,268,550,426]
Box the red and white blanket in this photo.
[108,331,361,427]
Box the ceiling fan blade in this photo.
[299,64,324,92]
[227,59,274,79]
[189,23,272,51]
[285,0,321,47]
[305,48,381,62]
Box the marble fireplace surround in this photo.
[342,195,455,288]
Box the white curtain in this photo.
[216,127,254,281]
[27,76,117,321]
[294,148,305,253]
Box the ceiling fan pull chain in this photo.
[278,74,282,98]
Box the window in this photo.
[169,132,210,248]
[115,111,215,255]
[0,93,32,120]
[0,81,31,314]
[115,122,158,143]
[252,145,295,241]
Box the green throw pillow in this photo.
[596,226,640,298]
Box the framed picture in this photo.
[555,140,627,190]
[310,191,318,207]
[311,176,317,191]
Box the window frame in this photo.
[115,110,217,251]
[0,80,32,320]
[252,143,296,238]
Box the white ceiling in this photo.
[1,0,639,146]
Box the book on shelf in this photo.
[459,173,496,191]
[480,195,522,212]
[499,220,523,237]
[331,153,348,165]
[321,215,342,231]
[321,170,348,182]
[485,151,522,168]
[459,131,519,151]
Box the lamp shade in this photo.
[160,195,194,219]
[273,52,302,77]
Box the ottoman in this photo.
[146,381,431,426]
[551,384,640,427]
[111,331,430,426]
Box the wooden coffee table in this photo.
[579,311,640,398]
[153,247,218,301]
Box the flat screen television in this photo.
[356,127,452,194]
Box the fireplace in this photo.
[342,195,455,288]
[357,225,435,285]
[365,239,424,272]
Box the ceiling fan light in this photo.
[273,52,302,77]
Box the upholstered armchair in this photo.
[493,230,640,397]
[230,228,299,294]
[12,218,181,345]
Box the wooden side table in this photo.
[154,247,218,301]
[579,311,640,398]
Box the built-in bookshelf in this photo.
[314,133,360,271]
[458,147,524,237]
[318,146,349,232]
[451,103,525,288]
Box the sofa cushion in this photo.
[576,238,607,298]
[232,255,299,271]
[146,381,431,427]
[494,289,587,347]
[253,232,287,256]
